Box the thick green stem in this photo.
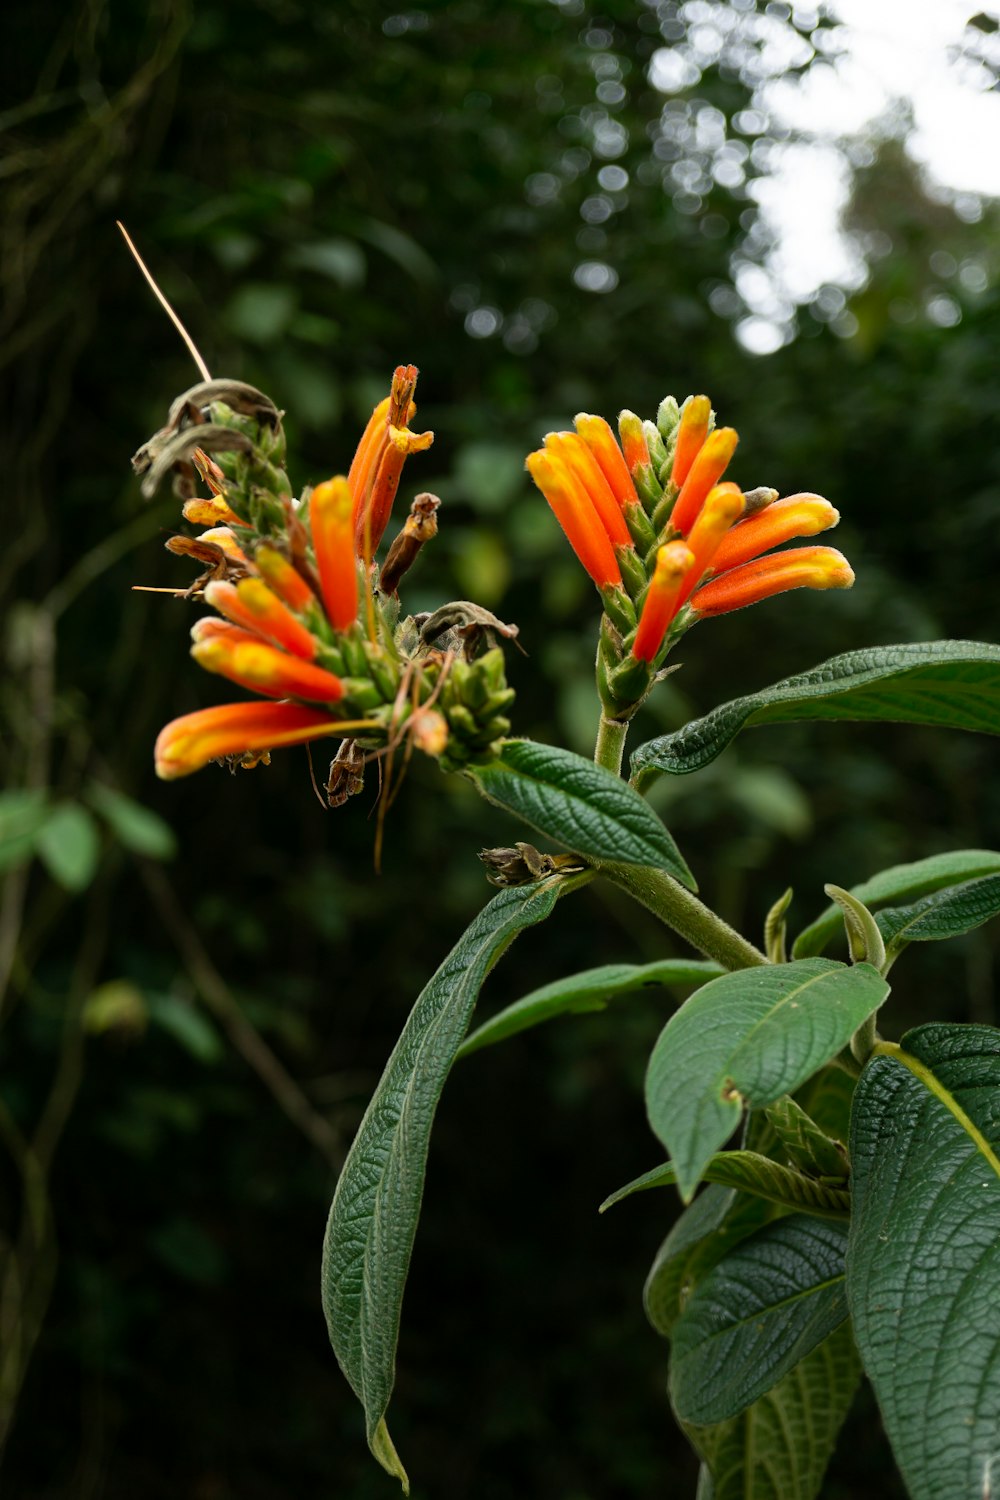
[593,714,629,776]
[601,863,768,971]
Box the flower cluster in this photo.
[527,395,853,715]
[137,367,515,787]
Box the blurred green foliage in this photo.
[2,0,998,1495]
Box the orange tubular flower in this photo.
[192,629,344,703]
[674,482,747,611]
[574,414,639,508]
[618,411,650,475]
[205,578,318,660]
[544,432,632,548]
[693,546,855,617]
[670,427,739,537]
[349,366,429,559]
[254,544,318,615]
[359,425,435,561]
[310,477,359,630]
[670,395,712,487]
[526,450,621,587]
[707,494,839,576]
[632,542,696,662]
[155,702,342,780]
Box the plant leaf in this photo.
[793,848,1000,958]
[321,878,574,1492]
[685,1320,862,1500]
[875,872,1000,953]
[0,789,50,874]
[847,1023,1000,1500]
[457,958,721,1058]
[87,783,178,860]
[472,739,695,887]
[646,959,889,1200]
[671,1215,849,1424]
[35,802,101,892]
[631,641,1000,787]
[601,1151,849,1219]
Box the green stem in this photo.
[593,714,629,776]
[850,1010,879,1066]
[601,863,768,971]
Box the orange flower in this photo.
[670,395,711,487]
[310,477,359,630]
[254,544,318,615]
[617,411,650,475]
[573,414,639,508]
[543,432,632,548]
[707,494,839,575]
[192,628,345,703]
[670,427,739,537]
[693,546,855,617]
[673,482,746,611]
[204,578,318,659]
[526,450,621,587]
[631,543,696,662]
[155,702,342,780]
[349,366,432,560]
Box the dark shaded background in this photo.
[3,1,1000,1495]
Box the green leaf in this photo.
[671,1215,849,1424]
[763,1095,848,1180]
[87,784,177,860]
[793,849,1000,958]
[646,960,889,1201]
[0,789,50,874]
[472,739,695,887]
[147,993,225,1064]
[456,958,721,1058]
[875,872,1000,955]
[321,878,573,1492]
[686,1320,862,1500]
[35,802,101,892]
[645,1186,784,1340]
[631,641,1000,787]
[848,1024,1000,1500]
[600,1151,849,1219]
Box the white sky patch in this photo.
[735,0,1000,352]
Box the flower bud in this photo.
[205,577,318,659]
[692,546,855,617]
[670,427,739,537]
[310,477,359,630]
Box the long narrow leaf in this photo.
[321,877,576,1491]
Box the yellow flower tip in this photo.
[253,544,317,615]
[389,424,434,455]
[670,395,712,486]
[182,496,246,527]
[155,702,339,780]
[617,410,649,475]
[573,413,639,509]
[197,526,249,564]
